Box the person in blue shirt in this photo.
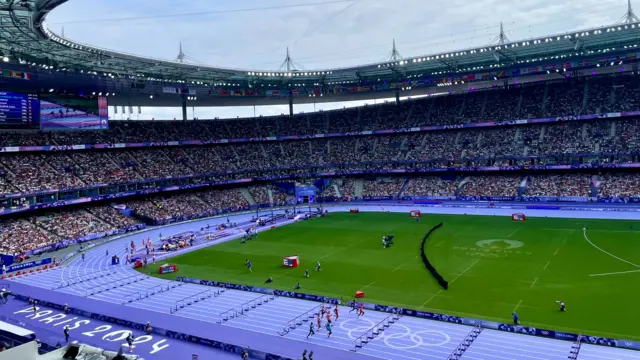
[295,282,301,290]
[245,259,252,273]
[325,322,332,338]
[512,312,519,325]
[315,261,321,272]
[304,269,309,278]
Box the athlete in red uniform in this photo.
[334,306,339,320]
[316,314,322,330]
[358,303,365,317]
[326,311,331,323]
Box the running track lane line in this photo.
[582,229,640,268]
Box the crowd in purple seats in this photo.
[0,115,638,197]
[0,75,637,149]
[0,172,638,257]
[0,205,139,256]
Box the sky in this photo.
[45,0,632,120]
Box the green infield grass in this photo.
[142,212,640,340]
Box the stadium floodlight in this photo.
[1,56,8,63]
[92,92,96,95]
[149,95,154,99]
[49,89,54,92]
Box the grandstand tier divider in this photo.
[85,274,146,297]
[446,324,483,360]
[278,303,327,336]
[170,288,215,314]
[54,268,115,290]
[352,310,401,352]
[238,292,276,316]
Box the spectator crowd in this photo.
[1,73,640,257]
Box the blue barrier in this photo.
[7,258,52,273]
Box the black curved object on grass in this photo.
[420,222,448,290]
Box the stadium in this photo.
[1,0,640,359]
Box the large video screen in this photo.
[39,95,108,130]
[0,91,40,129]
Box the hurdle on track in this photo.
[217,308,238,324]
[53,268,116,290]
[85,274,146,297]
[237,292,276,316]
[352,310,401,352]
[447,325,483,360]
[122,279,188,304]
[278,303,329,336]
[170,289,216,314]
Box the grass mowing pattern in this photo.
[143,212,640,340]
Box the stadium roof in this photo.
[2,0,640,90]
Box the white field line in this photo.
[450,259,480,285]
[583,229,640,268]
[553,248,560,256]
[543,261,551,270]
[391,264,405,273]
[589,269,640,277]
[530,278,538,288]
[360,281,376,290]
[420,289,442,308]
[507,227,522,238]
[513,299,523,312]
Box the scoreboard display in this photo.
[0,91,40,129]
[0,91,108,131]
[40,94,109,130]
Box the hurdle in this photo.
[85,274,146,297]
[170,289,214,314]
[217,308,238,324]
[278,303,328,336]
[352,310,401,351]
[122,291,141,305]
[54,268,115,290]
[237,292,276,316]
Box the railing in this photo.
[217,308,238,324]
[170,289,214,314]
[85,274,145,297]
[54,268,114,289]
[352,310,401,351]
[278,303,327,336]
[569,334,583,360]
[447,325,483,360]
[238,293,276,316]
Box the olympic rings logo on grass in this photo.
[339,319,451,350]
